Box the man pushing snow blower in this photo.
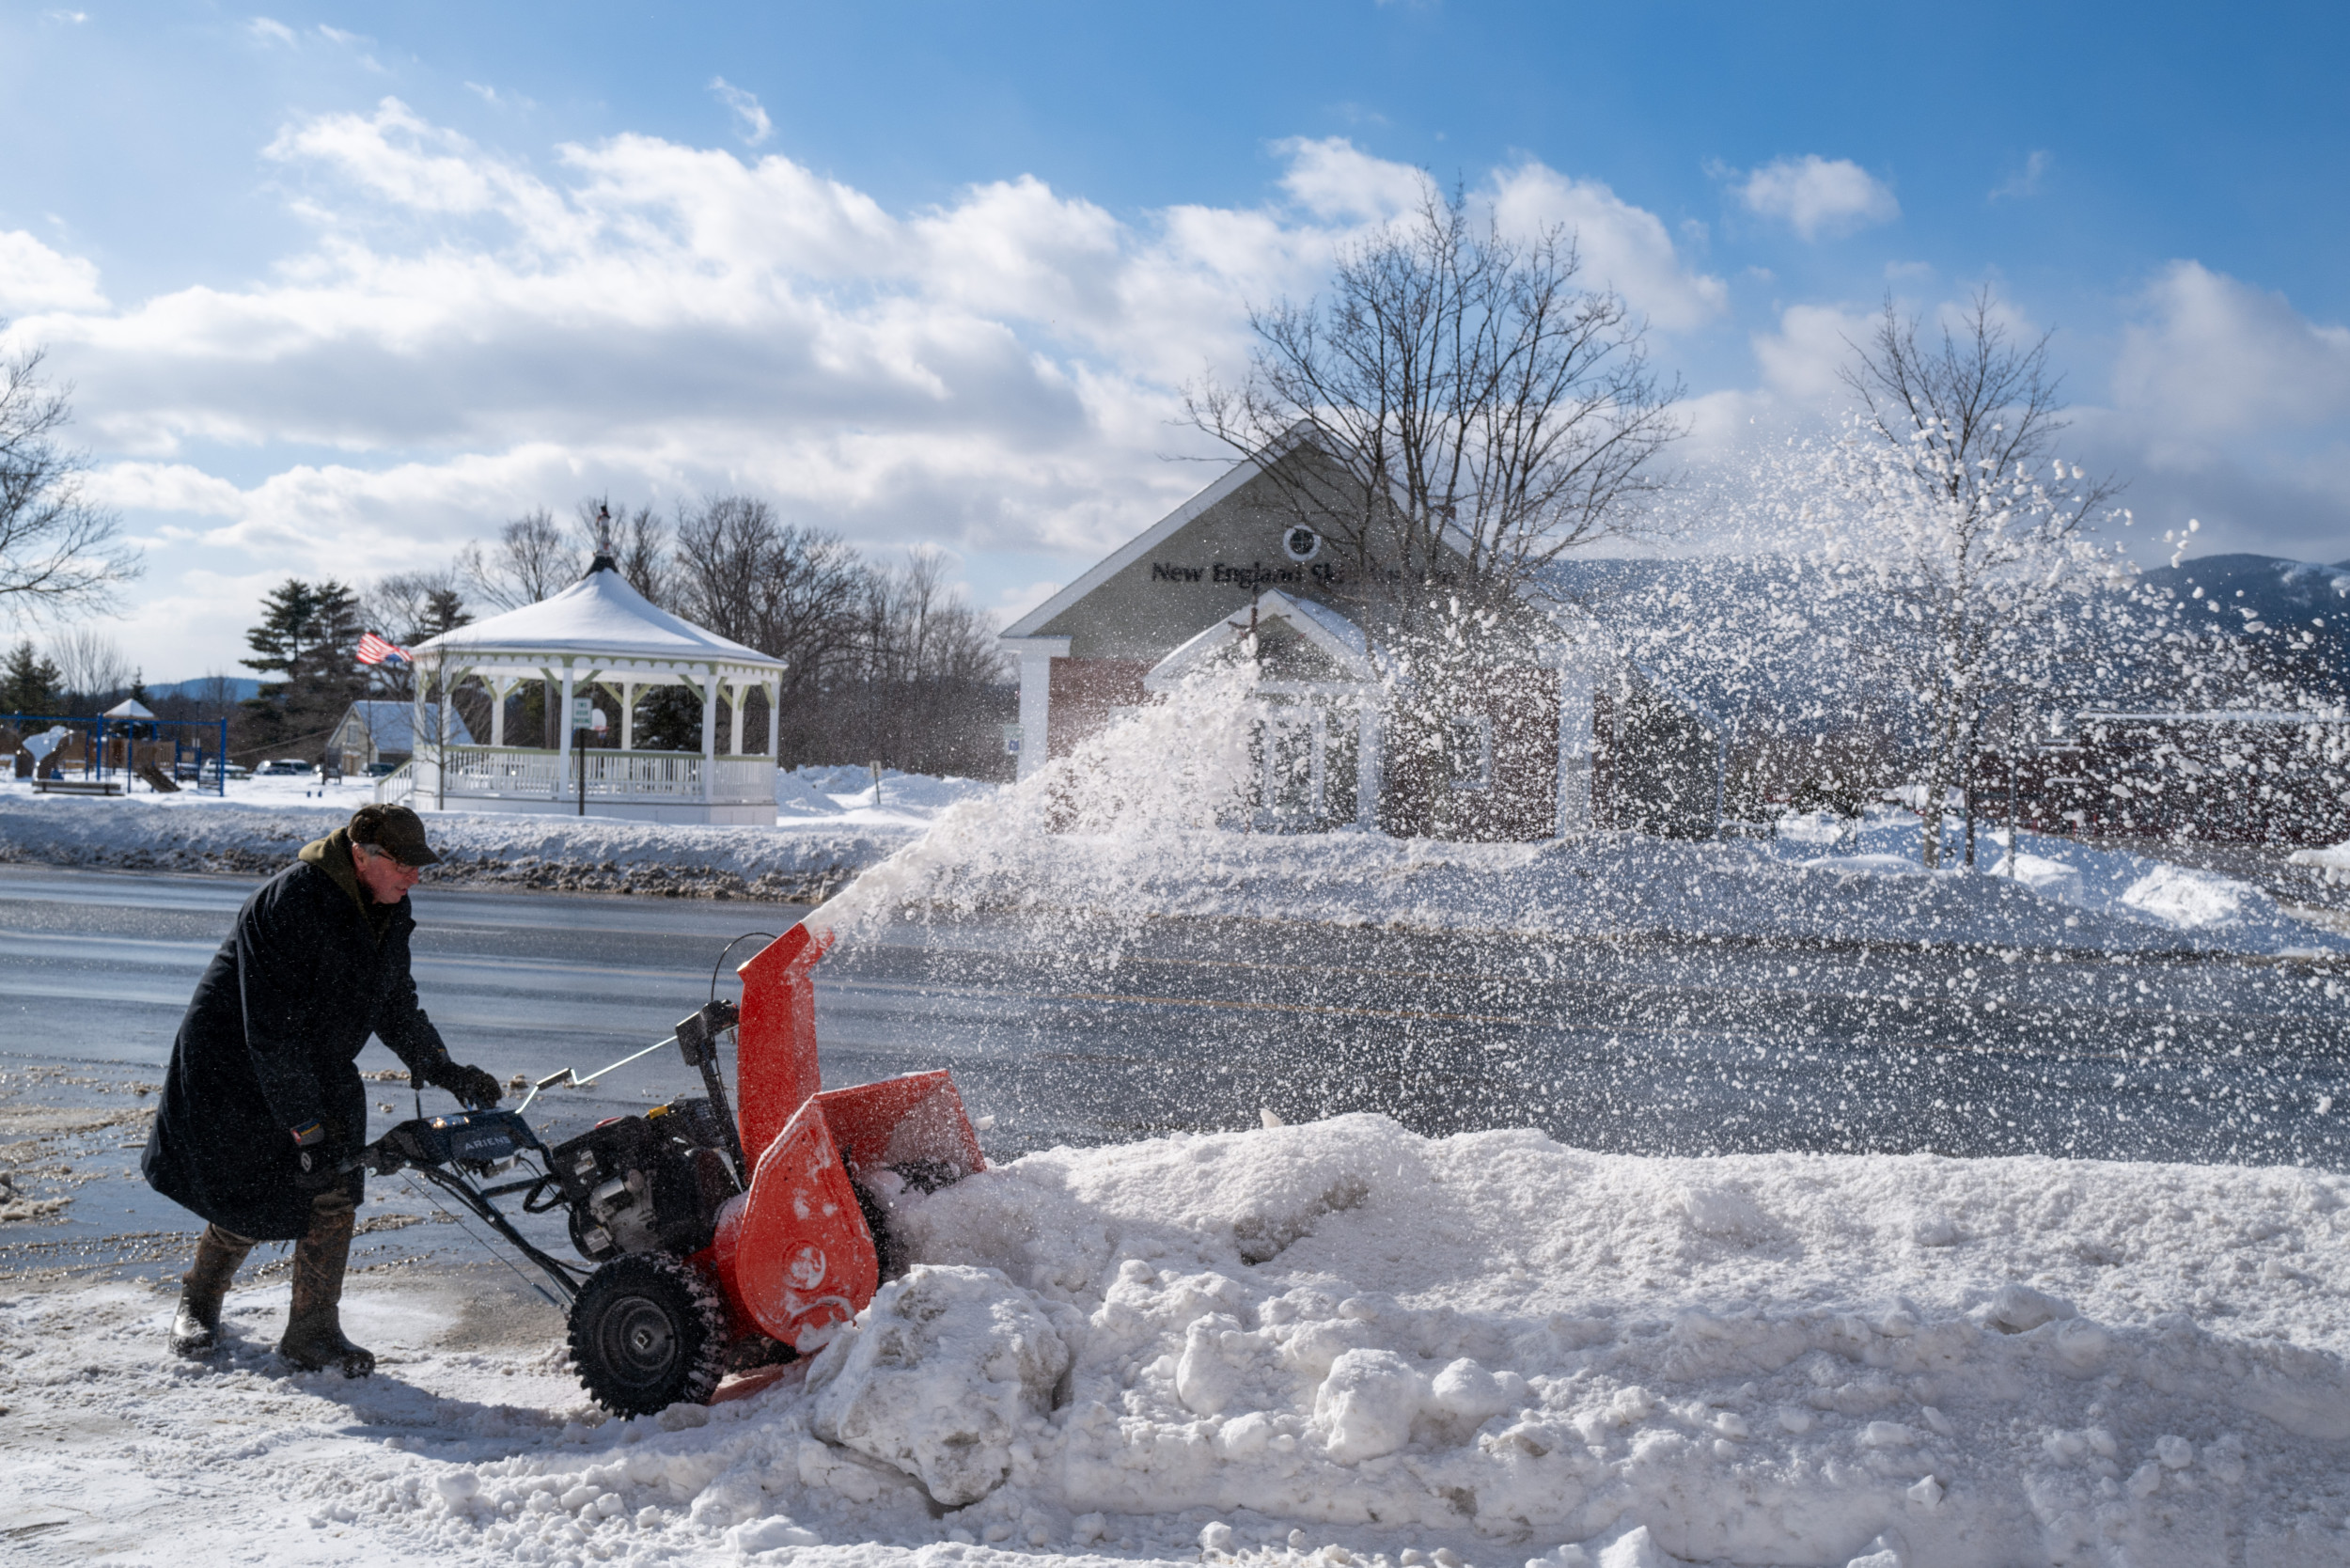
[142,804,504,1374]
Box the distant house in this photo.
[332,700,474,773]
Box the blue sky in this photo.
[3,1,2345,679]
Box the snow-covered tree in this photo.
[1821,292,2126,867]
[1185,180,1684,834]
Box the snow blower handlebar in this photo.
[673,997,749,1185]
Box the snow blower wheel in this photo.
[567,1252,728,1418]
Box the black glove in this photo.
[429,1060,503,1109]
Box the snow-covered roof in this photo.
[334,700,474,751]
[103,698,155,719]
[1144,589,1378,693]
[414,559,784,675]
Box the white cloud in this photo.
[710,77,773,148]
[0,228,107,313]
[1990,149,2052,203]
[11,114,1721,673]
[1730,155,1898,242]
[1487,163,1727,332]
[245,15,295,45]
[995,579,1062,619]
[1749,303,1872,402]
[2112,260,2350,453]
[1272,136,1428,223]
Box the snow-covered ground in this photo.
[8,1117,2347,1566]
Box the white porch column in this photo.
[1002,636,1069,782]
[620,682,635,751]
[1555,654,1598,836]
[728,680,744,756]
[1355,700,1381,830]
[489,677,507,747]
[557,664,575,801]
[765,678,779,758]
[699,666,718,806]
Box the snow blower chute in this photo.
[353,923,986,1416]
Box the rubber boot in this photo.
[276,1193,374,1376]
[169,1224,255,1357]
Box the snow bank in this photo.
[0,790,901,900]
[92,1118,2342,1567]
[816,684,2333,956]
[775,765,1004,828]
[1777,811,2317,948]
[0,765,1003,897]
[2293,840,2350,883]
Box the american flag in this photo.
[356,632,412,666]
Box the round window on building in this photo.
[1282,525,1323,563]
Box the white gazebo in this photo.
[377,555,785,825]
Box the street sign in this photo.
[1001,723,1022,756]
[571,698,594,728]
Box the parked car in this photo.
[364,760,400,777]
[258,759,316,776]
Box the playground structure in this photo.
[3,712,230,796]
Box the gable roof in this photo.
[1004,423,1608,650]
[1144,590,1379,692]
[1001,436,1305,641]
[334,699,475,750]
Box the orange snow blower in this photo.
[356,923,987,1415]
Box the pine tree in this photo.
[241,579,365,751]
[3,639,63,716]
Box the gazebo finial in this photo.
[588,502,618,578]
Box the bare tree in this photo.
[457,509,581,610]
[1827,290,2126,867]
[670,495,865,689]
[49,625,130,705]
[1186,182,1683,635]
[0,336,141,619]
[849,552,1005,686]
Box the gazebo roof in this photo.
[414,558,784,675]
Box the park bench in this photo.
[33,777,123,797]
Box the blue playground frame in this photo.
[4,712,231,796]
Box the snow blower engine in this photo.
[354,924,986,1416]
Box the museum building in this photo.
[999,438,1722,840]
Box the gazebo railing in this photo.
[397,745,772,807]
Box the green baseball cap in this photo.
[353,804,441,867]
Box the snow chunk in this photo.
[804,1263,1072,1505]
[1313,1347,1430,1463]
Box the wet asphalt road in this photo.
[2,862,2346,1278]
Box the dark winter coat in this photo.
[142,829,454,1240]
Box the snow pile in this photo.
[194,1115,2350,1568]
[2293,840,2350,884]
[1777,811,2298,941]
[775,765,1004,827]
